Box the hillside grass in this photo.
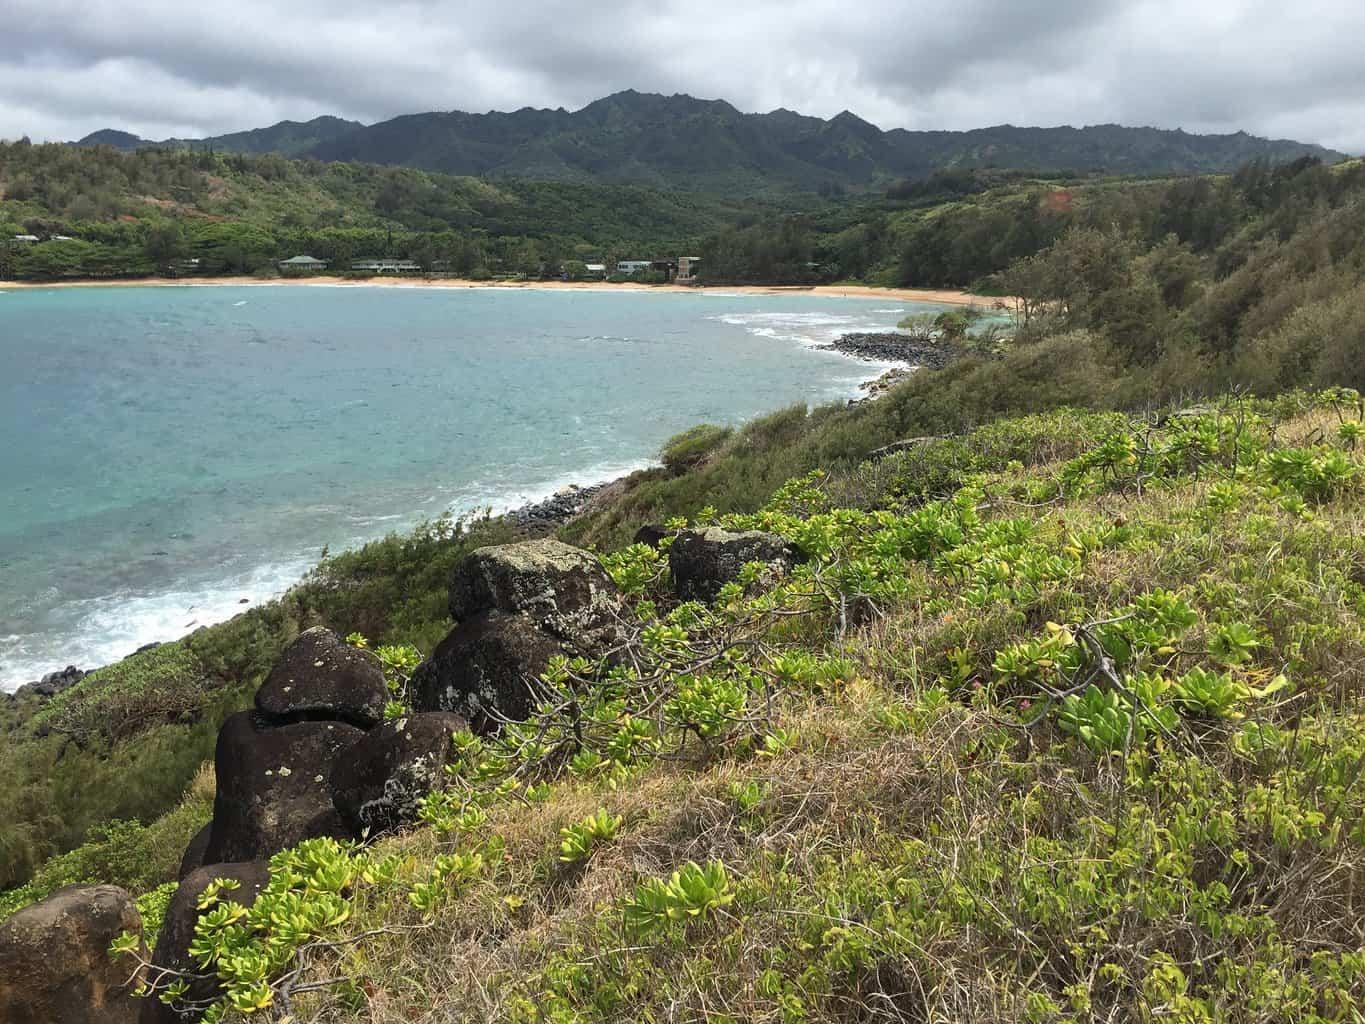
[111,392,1364,1023]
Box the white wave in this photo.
[0,557,314,690]
[233,300,248,306]
[445,455,658,520]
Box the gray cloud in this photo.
[0,0,1361,152]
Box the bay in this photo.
[0,283,945,687]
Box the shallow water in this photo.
[0,284,947,687]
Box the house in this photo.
[351,259,422,274]
[51,235,74,242]
[11,234,39,245]
[615,260,653,275]
[278,255,329,272]
[583,263,607,276]
[676,256,701,283]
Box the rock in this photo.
[413,540,624,733]
[203,712,365,863]
[11,664,86,702]
[507,483,606,528]
[331,712,469,835]
[412,612,564,732]
[821,331,959,368]
[145,862,270,1024]
[668,527,802,603]
[633,524,670,548]
[0,884,146,1024]
[254,626,387,728]
[177,824,211,880]
[448,537,621,647]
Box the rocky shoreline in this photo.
[821,331,959,369]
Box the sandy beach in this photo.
[0,275,1010,308]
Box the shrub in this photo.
[660,424,732,475]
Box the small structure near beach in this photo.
[278,254,329,272]
[352,258,422,273]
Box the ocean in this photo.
[0,283,946,688]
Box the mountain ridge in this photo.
[72,90,1348,195]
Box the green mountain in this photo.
[74,91,1346,196]
[76,115,364,157]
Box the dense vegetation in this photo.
[114,392,1365,1023]
[75,90,1344,197]
[0,141,749,280]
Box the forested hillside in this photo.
[0,141,748,280]
[70,90,1346,197]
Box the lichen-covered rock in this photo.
[668,527,802,602]
[0,884,146,1024]
[254,626,387,728]
[176,823,212,880]
[412,540,625,733]
[144,862,270,1024]
[412,611,563,733]
[203,712,364,863]
[448,537,621,649]
[331,712,469,835]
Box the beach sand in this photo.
[1,275,1010,308]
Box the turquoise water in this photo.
[0,284,944,687]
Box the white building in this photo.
[616,260,652,275]
[352,259,422,273]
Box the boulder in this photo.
[144,862,270,1024]
[633,524,670,548]
[203,712,365,864]
[332,712,469,835]
[254,626,387,728]
[412,612,563,732]
[412,540,625,733]
[0,884,146,1024]
[448,538,621,649]
[668,527,802,602]
[177,824,211,880]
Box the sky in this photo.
[1,0,1362,153]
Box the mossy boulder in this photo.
[0,884,146,1024]
[668,527,802,602]
[414,540,624,732]
[448,537,622,649]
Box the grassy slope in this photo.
[179,392,1363,1023]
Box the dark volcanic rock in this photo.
[332,712,469,835]
[669,527,802,603]
[203,712,364,863]
[146,862,270,1024]
[633,524,670,548]
[10,664,86,702]
[508,483,605,528]
[822,332,958,368]
[448,537,621,645]
[412,611,563,732]
[0,884,146,1024]
[413,539,625,732]
[255,626,387,727]
[177,824,212,880]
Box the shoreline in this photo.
[0,275,1007,308]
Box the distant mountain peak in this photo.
[69,92,1345,197]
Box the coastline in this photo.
[0,275,1007,308]
[0,287,930,691]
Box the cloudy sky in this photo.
[2,0,1362,152]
